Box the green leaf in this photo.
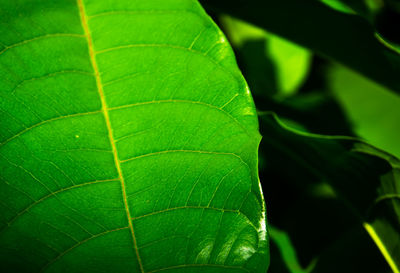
[0,0,268,272]
[258,113,400,273]
[219,16,311,98]
[375,33,400,55]
[318,0,378,17]
[328,64,400,158]
[201,0,400,93]
[269,226,315,273]
[319,0,355,14]
[310,224,392,273]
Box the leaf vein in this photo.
[131,206,257,231]
[0,33,85,56]
[76,0,145,271]
[0,110,101,147]
[108,99,252,138]
[148,264,250,273]
[40,226,130,272]
[3,178,119,231]
[119,149,246,165]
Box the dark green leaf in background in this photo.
[328,64,400,158]
[319,0,356,14]
[220,16,311,99]
[201,0,400,93]
[259,113,400,273]
[268,226,315,273]
[0,0,269,272]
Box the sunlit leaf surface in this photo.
[0,0,269,272]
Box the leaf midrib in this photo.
[76,0,144,272]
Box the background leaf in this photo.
[201,0,400,93]
[258,113,400,273]
[268,226,314,273]
[328,64,400,158]
[319,0,356,14]
[219,16,311,98]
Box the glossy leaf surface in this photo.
[0,0,268,272]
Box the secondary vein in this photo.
[76,0,144,272]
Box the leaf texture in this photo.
[0,0,268,272]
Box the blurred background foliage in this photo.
[201,1,400,272]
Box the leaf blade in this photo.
[0,0,268,272]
